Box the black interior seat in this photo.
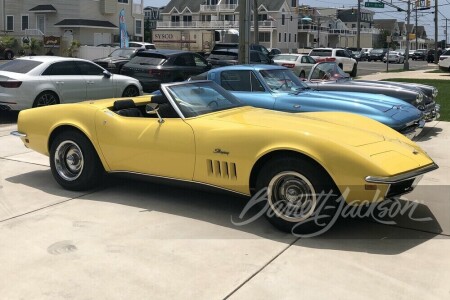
[113,99,142,117]
[151,94,179,118]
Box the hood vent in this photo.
[207,159,237,180]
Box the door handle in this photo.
[86,81,94,85]
[55,81,64,85]
[293,104,301,109]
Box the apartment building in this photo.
[0,0,144,46]
[157,0,299,52]
[144,5,164,30]
[374,19,429,50]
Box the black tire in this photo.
[32,91,60,108]
[122,85,140,97]
[4,50,14,60]
[299,71,306,79]
[255,157,341,234]
[368,59,372,62]
[350,64,357,77]
[50,129,104,191]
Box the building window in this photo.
[282,14,285,25]
[6,15,14,31]
[201,15,211,22]
[258,32,270,42]
[171,15,180,23]
[21,15,29,31]
[135,19,142,35]
[291,0,296,7]
[289,33,291,42]
[279,32,281,42]
[118,0,129,3]
[284,33,286,42]
[183,15,192,25]
[294,34,296,43]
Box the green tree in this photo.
[374,29,399,49]
[23,38,43,55]
[144,18,152,43]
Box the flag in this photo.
[119,9,129,48]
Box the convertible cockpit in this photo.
[112,93,179,119]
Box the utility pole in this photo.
[404,0,411,70]
[357,0,361,50]
[415,3,418,50]
[435,0,439,63]
[317,17,320,47]
[238,0,250,64]
[446,18,448,47]
[253,0,258,45]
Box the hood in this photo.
[289,89,413,114]
[206,107,390,147]
[93,57,130,63]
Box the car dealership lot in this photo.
[0,119,449,299]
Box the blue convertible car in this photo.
[190,65,424,139]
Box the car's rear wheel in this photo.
[122,85,140,97]
[350,64,357,77]
[299,71,306,79]
[255,157,341,234]
[4,50,14,60]
[33,91,59,108]
[50,130,104,191]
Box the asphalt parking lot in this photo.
[0,117,449,299]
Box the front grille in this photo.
[0,104,11,111]
[206,159,237,180]
[386,178,416,198]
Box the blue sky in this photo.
[145,0,450,41]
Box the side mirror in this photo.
[146,103,164,123]
[103,70,112,78]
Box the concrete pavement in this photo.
[358,67,450,81]
[0,121,449,299]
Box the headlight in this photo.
[108,62,116,68]
[416,92,423,103]
[432,88,438,98]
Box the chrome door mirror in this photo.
[145,103,164,123]
[103,70,112,78]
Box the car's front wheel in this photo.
[122,85,140,97]
[350,64,357,77]
[50,130,104,191]
[4,50,14,60]
[255,157,341,234]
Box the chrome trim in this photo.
[160,82,189,119]
[109,170,249,196]
[365,163,439,184]
[10,131,27,138]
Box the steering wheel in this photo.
[278,79,291,90]
[207,100,219,109]
[322,72,331,80]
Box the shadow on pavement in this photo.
[5,170,446,255]
[416,125,443,142]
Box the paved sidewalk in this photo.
[358,67,450,81]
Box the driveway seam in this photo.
[0,190,101,224]
[0,156,49,167]
[223,237,300,299]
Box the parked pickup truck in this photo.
[309,48,357,77]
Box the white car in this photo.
[0,56,143,111]
[128,42,156,50]
[272,54,316,78]
[309,48,358,77]
[438,49,450,71]
[383,51,405,64]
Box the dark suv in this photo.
[412,49,427,61]
[212,43,278,58]
[93,47,144,73]
[120,50,211,92]
[368,48,387,62]
[207,49,273,68]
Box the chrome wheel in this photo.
[54,141,84,181]
[35,93,58,107]
[267,171,317,222]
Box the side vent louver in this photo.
[207,159,237,180]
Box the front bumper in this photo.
[422,103,440,121]
[366,163,439,198]
[400,119,426,140]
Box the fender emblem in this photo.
[214,148,229,155]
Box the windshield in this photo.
[109,49,135,58]
[208,51,238,61]
[259,69,308,91]
[129,55,166,65]
[309,62,349,81]
[165,81,243,118]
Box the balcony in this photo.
[200,4,238,12]
[157,20,275,29]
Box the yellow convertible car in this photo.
[12,81,438,232]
